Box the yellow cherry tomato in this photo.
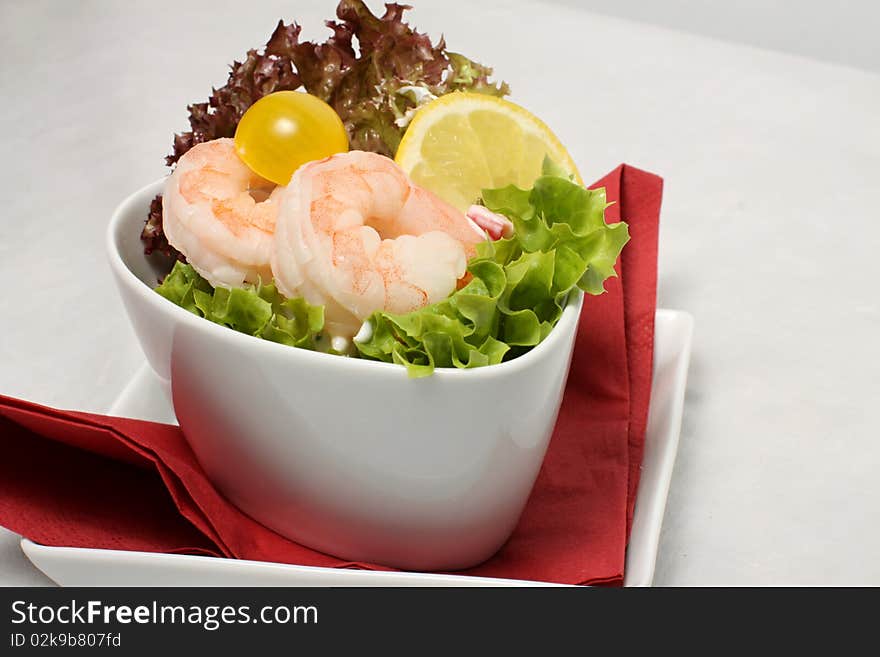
[234,91,348,185]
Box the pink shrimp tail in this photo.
[466,205,514,241]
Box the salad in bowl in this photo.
[108,0,629,570]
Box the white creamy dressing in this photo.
[395,85,438,128]
[353,320,374,344]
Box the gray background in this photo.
[554,0,880,73]
[1,0,878,585]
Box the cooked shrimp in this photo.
[466,205,514,240]
[163,138,280,288]
[272,151,486,341]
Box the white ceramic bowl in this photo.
[107,179,584,571]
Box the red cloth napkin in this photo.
[0,164,661,586]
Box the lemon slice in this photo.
[395,92,582,211]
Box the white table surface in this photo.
[1,0,878,586]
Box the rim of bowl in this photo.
[107,178,585,381]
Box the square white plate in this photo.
[22,309,692,587]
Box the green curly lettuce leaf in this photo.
[155,262,324,349]
[355,159,630,376]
